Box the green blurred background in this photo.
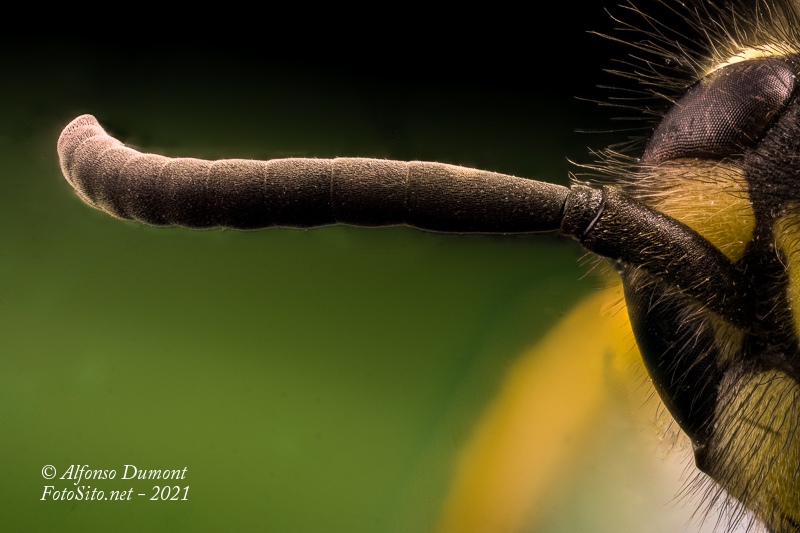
[0,4,717,532]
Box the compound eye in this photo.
[642,58,798,164]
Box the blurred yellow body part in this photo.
[437,280,663,532]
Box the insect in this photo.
[55,0,800,531]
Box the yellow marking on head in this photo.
[773,210,800,339]
[644,159,755,262]
[705,45,795,76]
[712,370,800,531]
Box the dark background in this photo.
[1,2,723,532]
